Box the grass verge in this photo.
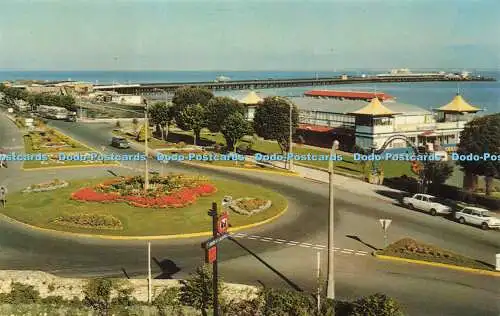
[1,177,287,236]
[376,238,495,271]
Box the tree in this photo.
[457,114,500,195]
[422,161,454,192]
[221,112,251,151]
[136,122,153,142]
[149,102,172,140]
[3,87,28,106]
[206,96,245,133]
[179,265,223,316]
[59,95,77,111]
[176,103,207,145]
[172,86,214,110]
[253,96,299,153]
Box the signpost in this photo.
[0,186,7,208]
[379,219,392,247]
[201,202,230,316]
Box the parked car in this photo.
[454,207,500,230]
[402,194,452,216]
[110,136,130,149]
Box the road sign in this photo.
[379,219,392,232]
[203,233,229,249]
[206,246,217,264]
[217,211,228,235]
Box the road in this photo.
[1,115,499,315]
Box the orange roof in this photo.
[350,98,398,116]
[304,90,394,101]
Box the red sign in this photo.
[206,246,217,264]
[217,212,228,235]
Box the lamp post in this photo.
[326,139,339,301]
[288,101,294,171]
[144,99,149,192]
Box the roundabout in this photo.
[0,175,287,237]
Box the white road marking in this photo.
[234,233,368,257]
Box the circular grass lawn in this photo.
[1,177,287,236]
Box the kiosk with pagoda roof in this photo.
[349,97,401,150]
[434,93,480,123]
[238,90,263,121]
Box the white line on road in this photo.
[234,233,369,257]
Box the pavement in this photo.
[1,114,499,315]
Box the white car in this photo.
[402,194,452,216]
[454,207,500,230]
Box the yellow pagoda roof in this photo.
[437,94,480,112]
[240,91,263,105]
[350,97,398,116]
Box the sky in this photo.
[0,0,499,71]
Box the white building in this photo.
[111,94,144,105]
[290,94,480,152]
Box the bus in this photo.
[37,105,69,120]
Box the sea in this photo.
[1,70,499,114]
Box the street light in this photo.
[288,100,294,171]
[143,99,150,192]
[326,139,339,301]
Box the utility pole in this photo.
[210,202,220,316]
[289,101,294,171]
[147,241,152,304]
[316,251,321,314]
[327,140,339,302]
[144,99,149,192]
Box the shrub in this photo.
[52,213,123,230]
[179,265,224,314]
[116,121,121,128]
[9,282,41,304]
[83,278,113,316]
[177,141,186,148]
[260,287,315,316]
[153,287,182,316]
[351,293,405,316]
[42,295,66,305]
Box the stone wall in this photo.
[0,270,259,302]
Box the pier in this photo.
[93,75,496,95]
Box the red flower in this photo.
[71,182,217,208]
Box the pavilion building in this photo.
[238,90,263,121]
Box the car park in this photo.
[402,193,452,216]
[110,136,130,149]
[454,207,500,230]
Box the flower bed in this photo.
[71,175,217,208]
[51,213,123,230]
[230,197,272,216]
[22,179,69,193]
